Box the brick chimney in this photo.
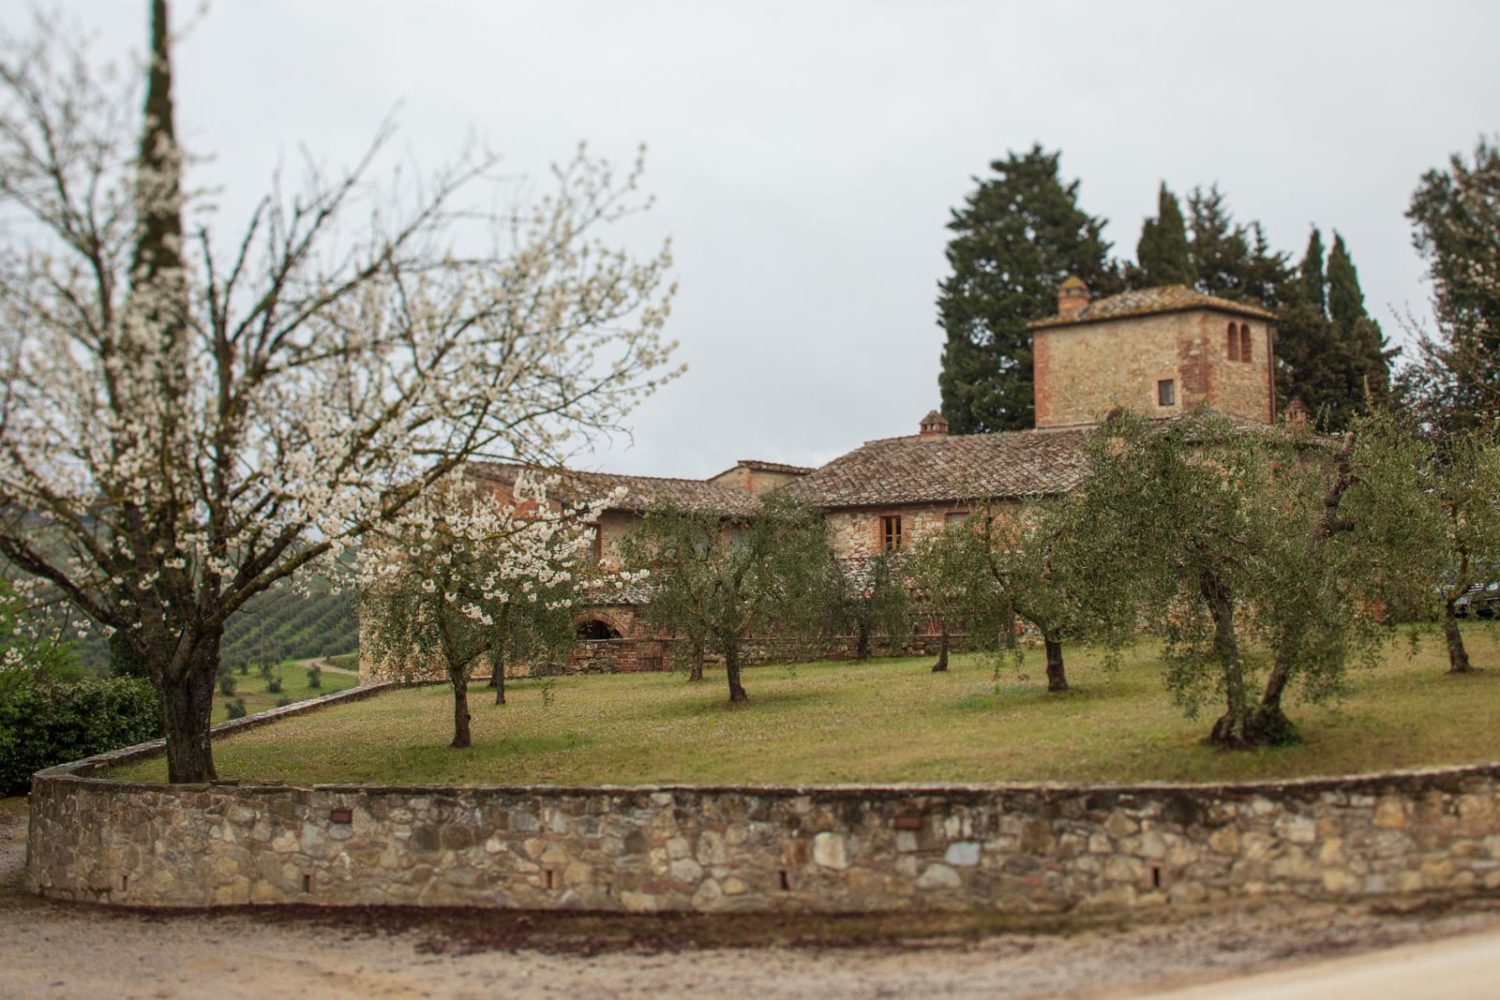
[919,409,949,437]
[1057,275,1090,320]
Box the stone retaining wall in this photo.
[27,720,1500,912]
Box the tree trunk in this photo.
[688,640,705,682]
[159,630,221,783]
[931,623,949,672]
[724,645,748,704]
[1003,606,1018,650]
[451,671,472,748]
[855,621,871,662]
[1444,606,1473,674]
[1201,571,1253,747]
[492,647,506,705]
[1043,636,1068,692]
[1249,654,1301,746]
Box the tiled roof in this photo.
[709,459,816,480]
[737,459,815,475]
[778,430,1091,509]
[1028,284,1276,330]
[467,462,761,517]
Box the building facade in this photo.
[362,280,1278,681]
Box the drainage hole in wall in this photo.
[1150,866,1162,890]
[544,869,556,890]
[302,874,313,894]
[778,870,790,892]
[120,874,128,892]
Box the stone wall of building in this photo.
[28,738,1500,912]
[1034,311,1274,429]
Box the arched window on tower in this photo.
[1240,324,1252,363]
[1226,322,1239,362]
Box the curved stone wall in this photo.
[27,730,1500,912]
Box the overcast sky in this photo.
[44,1,1500,478]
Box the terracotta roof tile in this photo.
[778,430,1091,509]
[1028,284,1276,330]
[708,459,816,480]
[467,463,761,517]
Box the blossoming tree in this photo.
[0,2,677,780]
[358,474,613,748]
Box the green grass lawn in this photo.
[111,624,1500,787]
[210,660,357,724]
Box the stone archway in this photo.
[570,611,624,641]
[574,616,623,641]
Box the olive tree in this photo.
[618,499,830,704]
[1073,409,1435,746]
[1408,427,1500,673]
[908,523,979,672]
[0,4,677,780]
[825,550,911,662]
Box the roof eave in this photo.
[1028,302,1278,331]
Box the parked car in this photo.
[1454,581,1500,618]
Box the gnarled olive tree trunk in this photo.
[1043,636,1068,692]
[1443,604,1473,674]
[930,622,949,672]
[723,642,748,703]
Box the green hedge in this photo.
[0,677,160,795]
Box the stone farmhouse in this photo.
[364,279,1280,679]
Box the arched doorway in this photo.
[575,618,623,640]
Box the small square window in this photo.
[1157,379,1176,406]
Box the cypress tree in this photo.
[1280,230,1392,429]
[1327,232,1393,405]
[1326,233,1365,329]
[1136,183,1195,287]
[936,145,1116,433]
[1298,228,1326,315]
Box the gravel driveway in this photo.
[3,798,1498,999]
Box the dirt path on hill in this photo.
[3,797,1499,999]
[288,656,360,677]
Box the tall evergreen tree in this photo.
[1135,183,1195,287]
[1327,232,1394,405]
[1184,186,1290,307]
[936,146,1117,433]
[1278,229,1393,429]
[1298,228,1326,314]
[1404,139,1500,434]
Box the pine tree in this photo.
[936,146,1117,433]
[1185,186,1290,308]
[1135,183,1195,287]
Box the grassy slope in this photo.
[211,661,357,725]
[112,624,1500,787]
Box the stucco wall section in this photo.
[29,742,1500,913]
[1034,311,1274,429]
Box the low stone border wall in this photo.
[27,700,1500,912]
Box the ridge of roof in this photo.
[1028,284,1277,330]
[466,461,761,516]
